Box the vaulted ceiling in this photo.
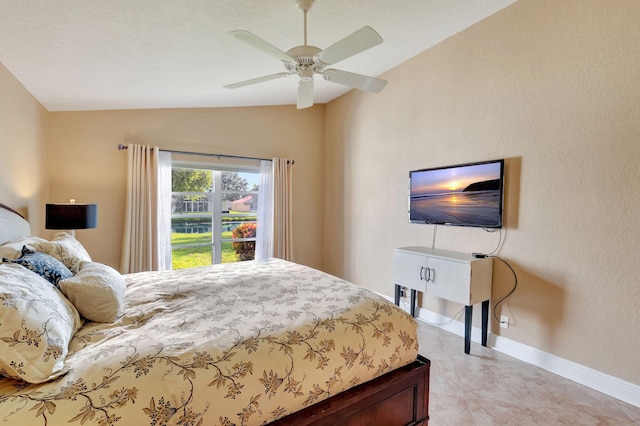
[0,0,516,111]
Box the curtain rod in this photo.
[117,144,294,164]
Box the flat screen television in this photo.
[409,159,505,228]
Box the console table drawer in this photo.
[393,250,427,292]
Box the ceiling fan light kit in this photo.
[224,0,387,109]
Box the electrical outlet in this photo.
[500,315,509,329]
[400,287,408,298]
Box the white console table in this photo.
[393,246,493,354]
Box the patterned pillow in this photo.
[0,236,48,260]
[0,263,82,383]
[3,246,73,287]
[31,232,92,273]
[59,261,126,323]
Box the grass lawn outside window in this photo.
[171,231,239,269]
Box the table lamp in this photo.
[45,200,98,238]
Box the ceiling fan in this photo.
[224,0,387,109]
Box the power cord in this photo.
[399,292,410,312]
[421,307,465,327]
[476,227,515,325]
[431,224,438,249]
[489,255,518,325]
[398,288,463,327]
[483,227,504,256]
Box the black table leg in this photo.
[410,289,417,317]
[481,300,489,347]
[464,305,472,354]
[394,285,417,318]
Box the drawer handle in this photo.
[426,267,434,282]
[420,267,435,282]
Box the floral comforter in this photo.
[0,258,418,425]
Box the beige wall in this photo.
[46,106,325,270]
[324,0,640,385]
[0,63,49,231]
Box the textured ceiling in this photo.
[0,0,516,111]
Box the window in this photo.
[170,164,260,270]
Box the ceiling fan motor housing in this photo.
[284,45,323,73]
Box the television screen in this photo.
[409,159,504,228]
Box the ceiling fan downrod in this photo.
[296,0,315,46]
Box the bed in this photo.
[0,204,430,425]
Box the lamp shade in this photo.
[46,204,98,230]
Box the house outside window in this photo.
[171,165,259,269]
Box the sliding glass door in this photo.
[170,166,259,269]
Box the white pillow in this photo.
[0,263,82,383]
[0,236,48,260]
[31,232,92,273]
[59,261,126,323]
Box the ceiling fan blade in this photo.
[297,79,314,109]
[316,26,383,66]
[323,69,387,93]
[229,30,294,62]
[224,72,291,89]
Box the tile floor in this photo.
[416,320,640,425]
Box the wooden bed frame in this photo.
[0,204,430,425]
[274,355,430,425]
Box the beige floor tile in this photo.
[429,393,475,425]
[416,320,638,425]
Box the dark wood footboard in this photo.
[272,355,430,426]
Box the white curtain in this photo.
[121,144,171,273]
[272,158,293,261]
[255,160,273,260]
[157,151,172,270]
[255,158,293,261]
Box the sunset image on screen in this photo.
[409,161,503,227]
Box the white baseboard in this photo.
[383,294,640,408]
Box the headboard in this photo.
[0,204,31,244]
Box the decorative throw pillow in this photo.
[3,246,73,287]
[59,261,126,323]
[31,232,92,273]
[0,236,48,260]
[0,263,82,383]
